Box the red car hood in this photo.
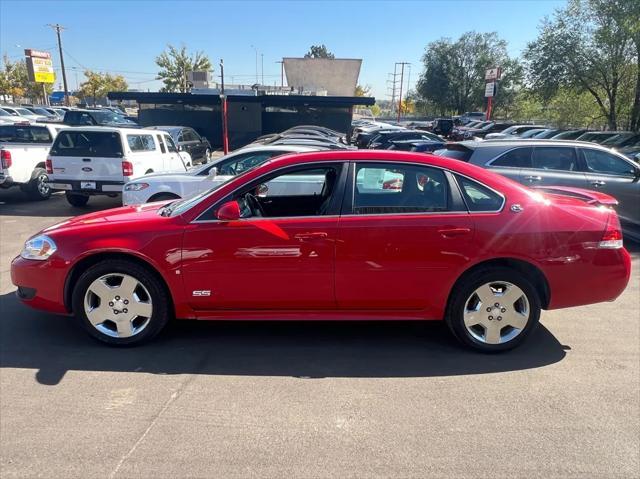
[42,202,170,233]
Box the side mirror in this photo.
[216,200,240,221]
[207,167,218,179]
[178,145,184,151]
[201,136,207,142]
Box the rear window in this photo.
[0,125,52,144]
[50,131,123,157]
[434,147,472,162]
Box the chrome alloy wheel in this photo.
[37,173,50,196]
[84,273,153,338]
[463,281,530,345]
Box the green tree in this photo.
[304,44,335,59]
[155,44,212,93]
[524,0,636,130]
[78,71,128,106]
[355,84,371,96]
[0,56,54,103]
[416,32,519,115]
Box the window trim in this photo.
[452,173,506,214]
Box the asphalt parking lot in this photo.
[0,189,638,479]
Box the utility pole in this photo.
[261,53,264,85]
[395,62,410,122]
[275,61,284,87]
[387,65,400,114]
[47,23,69,106]
[250,45,258,84]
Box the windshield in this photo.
[15,108,34,116]
[163,163,262,217]
[0,109,10,117]
[92,110,134,124]
[31,108,51,116]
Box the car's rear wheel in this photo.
[23,168,51,201]
[72,260,170,346]
[65,192,89,207]
[445,268,541,352]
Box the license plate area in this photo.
[81,181,96,190]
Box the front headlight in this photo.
[124,182,149,191]
[20,234,57,261]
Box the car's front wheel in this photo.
[446,267,541,352]
[72,260,170,345]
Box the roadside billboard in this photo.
[25,49,55,84]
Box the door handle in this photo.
[438,227,471,238]
[524,175,542,182]
[590,180,606,187]
[82,158,91,162]
[294,232,328,241]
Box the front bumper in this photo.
[11,256,70,315]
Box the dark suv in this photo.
[63,109,138,128]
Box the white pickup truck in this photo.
[0,122,65,200]
[48,127,189,207]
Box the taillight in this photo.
[1,150,12,169]
[599,213,623,249]
[45,158,53,174]
[122,161,133,177]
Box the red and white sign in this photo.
[24,49,51,59]
[484,82,496,98]
[485,67,502,81]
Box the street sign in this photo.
[484,82,496,98]
[25,49,55,84]
[485,67,502,81]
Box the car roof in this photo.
[145,126,186,133]
[457,139,626,151]
[57,126,154,134]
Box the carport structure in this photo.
[108,91,375,150]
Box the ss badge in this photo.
[192,290,211,297]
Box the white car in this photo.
[0,108,29,124]
[48,127,189,207]
[1,106,48,122]
[0,122,67,200]
[123,145,321,205]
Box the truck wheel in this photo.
[25,168,51,201]
[66,192,89,207]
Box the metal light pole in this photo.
[250,45,258,84]
[261,53,264,85]
[220,59,229,154]
[47,23,69,106]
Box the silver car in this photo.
[435,140,640,240]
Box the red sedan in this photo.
[11,151,631,352]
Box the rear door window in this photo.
[0,125,52,143]
[532,147,578,171]
[50,131,123,157]
[352,163,449,214]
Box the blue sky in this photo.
[0,0,565,98]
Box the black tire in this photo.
[71,259,170,346]
[25,168,51,201]
[65,192,89,207]
[445,267,541,352]
[147,193,180,203]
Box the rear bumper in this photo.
[11,256,69,315]
[546,247,632,310]
[50,180,123,194]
